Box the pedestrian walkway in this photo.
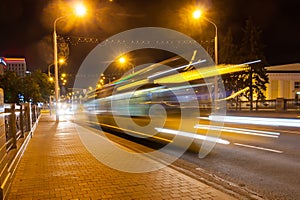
[7,114,236,200]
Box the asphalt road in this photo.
[181,118,300,200]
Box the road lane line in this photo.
[234,143,283,153]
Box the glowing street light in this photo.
[48,58,65,77]
[53,2,87,121]
[192,9,218,65]
[74,2,87,17]
[118,56,135,74]
[192,10,202,19]
[119,57,126,64]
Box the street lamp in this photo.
[53,2,86,121]
[118,56,135,74]
[193,9,219,109]
[48,58,65,77]
[192,9,218,65]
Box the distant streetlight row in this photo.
[115,9,218,75]
[51,3,219,121]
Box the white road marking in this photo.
[234,143,283,153]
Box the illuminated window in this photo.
[295,82,300,89]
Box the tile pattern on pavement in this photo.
[7,114,235,200]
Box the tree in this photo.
[219,28,239,64]
[0,71,21,103]
[0,70,54,103]
[219,29,240,98]
[238,17,269,110]
[220,17,269,110]
[30,70,54,102]
[21,75,42,103]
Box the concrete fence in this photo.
[0,89,41,199]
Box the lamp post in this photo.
[193,9,219,109]
[47,64,54,116]
[53,2,86,121]
[48,58,65,77]
[53,16,65,121]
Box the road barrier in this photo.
[227,98,299,112]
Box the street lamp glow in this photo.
[119,57,126,64]
[74,3,87,17]
[58,57,65,64]
[193,9,202,19]
[118,56,135,74]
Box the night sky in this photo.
[0,0,299,75]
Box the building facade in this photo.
[1,57,27,77]
[266,63,300,100]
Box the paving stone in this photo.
[7,114,236,200]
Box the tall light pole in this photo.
[53,2,86,121]
[53,16,65,121]
[193,9,219,109]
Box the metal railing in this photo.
[0,103,41,200]
[4,103,40,152]
[227,98,299,112]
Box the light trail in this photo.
[203,115,300,127]
[87,121,172,143]
[155,128,230,145]
[147,60,206,79]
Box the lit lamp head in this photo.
[74,2,87,17]
[119,57,126,64]
[193,9,202,19]
[58,57,65,65]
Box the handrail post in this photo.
[26,103,32,131]
[20,104,24,138]
[32,105,35,124]
[8,104,17,149]
[34,105,37,122]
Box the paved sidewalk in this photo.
[7,114,236,200]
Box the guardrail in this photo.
[0,103,40,200]
[227,98,300,112]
